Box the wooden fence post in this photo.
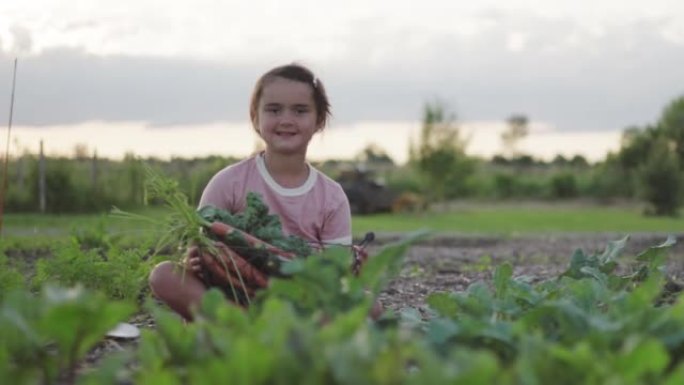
[39,139,46,213]
[91,149,98,189]
[17,154,25,192]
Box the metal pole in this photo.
[0,58,18,235]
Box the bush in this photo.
[549,172,578,199]
[385,166,424,194]
[493,173,517,199]
[491,173,546,199]
[638,138,684,216]
[586,162,637,201]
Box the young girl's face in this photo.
[255,76,322,157]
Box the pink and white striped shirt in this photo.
[199,153,352,247]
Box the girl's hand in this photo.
[351,232,374,276]
[184,246,204,277]
[351,245,369,276]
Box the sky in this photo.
[1,0,683,164]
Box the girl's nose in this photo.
[279,110,295,124]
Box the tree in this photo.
[412,101,474,202]
[618,125,659,169]
[569,155,589,168]
[638,136,684,216]
[610,96,684,215]
[501,114,529,158]
[659,95,684,165]
[72,143,90,160]
[551,154,568,167]
[356,143,395,167]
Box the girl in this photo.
[149,63,368,321]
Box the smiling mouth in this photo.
[276,132,297,137]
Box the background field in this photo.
[3,201,682,244]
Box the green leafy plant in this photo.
[33,239,151,302]
[264,231,426,320]
[198,195,311,258]
[0,251,24,300]
[0,285,134,385]
[419,235,684,384]
[561,235,677,289]
[4,229,684,384]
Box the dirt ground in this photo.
[373,232,684,312]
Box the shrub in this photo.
[638,138,684,216]
[493,173,517,199]
[385,166,424,194]
[549,172,578,199]
[491,173,545,199]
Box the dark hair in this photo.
[249,63,331,132]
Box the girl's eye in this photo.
[295,108,309,114]
[265,107,281,114]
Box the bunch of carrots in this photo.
[196,218,306,304]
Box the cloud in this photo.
[0,47,258,126]
[1,14,683,133]
[10,25,33,54]
[325,15,684,130]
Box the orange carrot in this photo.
[209,222,296,260]
[215,244,269,289]
[199,250,256,298]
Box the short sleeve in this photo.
[198,169,234,211]
[320,195,352,246]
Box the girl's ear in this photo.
[252,118,262,136]
[250,108,260,132]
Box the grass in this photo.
[352,202,684,236]
[1,202,682,246]
[1,207,167,248]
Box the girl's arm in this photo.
[319,197,353,248]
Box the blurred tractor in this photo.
[337,168,398,215]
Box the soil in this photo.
[372,232,684,313]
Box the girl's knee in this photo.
[149,261,177,294]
